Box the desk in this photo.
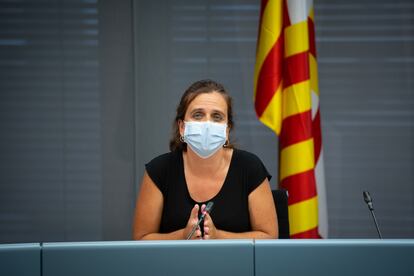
[1,240,414,276]
[255,240,414,276]
[0,243,40,276]
[42,240,254,276]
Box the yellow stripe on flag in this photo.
[284,21,309,58]
[282,80,311,120]
[254,0,283,97]
[309,54,319,96]
[289,196,319,235]
[280,139,314,180]
[258,83,283,134]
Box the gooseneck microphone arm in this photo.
[363,191,382,239]
[186,201,214,240]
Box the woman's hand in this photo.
[202,204,218,239]
[183,204,202,240]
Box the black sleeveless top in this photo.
[145,148,271,234]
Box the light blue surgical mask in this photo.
[183,121,227,159]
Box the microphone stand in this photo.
[368,206,382,239]
[363,191,383,239]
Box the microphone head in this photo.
[363,191,372,204]
[363,191,374,210]
[205,201,214,213]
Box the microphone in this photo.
[363,191,382,239]
[186,201,214,240]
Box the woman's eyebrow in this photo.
[189,108,225,116]
[190,108,205,114]
[212,110,225,116]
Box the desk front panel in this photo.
[0,243,41,276]
[255,240,414,276]
[43,240,253,276]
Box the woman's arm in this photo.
[203,179,278,239]
[133,171,201,240]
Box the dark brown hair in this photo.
[169,79,234,151]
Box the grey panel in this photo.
[98,0,135,241]
[255,240,414,276]
[43,240,253,276]
[0,243,40,276]
[0,0,135,243]
[315,0,414,239]
[0,0,102,242]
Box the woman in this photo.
[133,79,277,240]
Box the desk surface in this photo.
[43,240,254,276]
[0,243,40,276]
[255,240,414,276]
[1,240,414,276]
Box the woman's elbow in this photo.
[132,230,145,240]
[266,228,278,239]
[263,221,278,239]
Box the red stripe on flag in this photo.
[291,226,321,239]
[308,17,317,57]
[255,36,283,117]
[312,108,322,163]
[280,169,317,205]
[283,52,309,88]
[283,0,290,27]
[279,111,312,149]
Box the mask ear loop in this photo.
[179,120,186,143]
[223,140,229,148]
[223,123,230,148]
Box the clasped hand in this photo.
[184,204,217,239]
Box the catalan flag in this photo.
[254,0,328,238]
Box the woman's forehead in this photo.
[187,92,227,112]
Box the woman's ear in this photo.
[178,120,185,137]
[226,124,230,139]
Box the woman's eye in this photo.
[192,112,203,119]
[213,114,223,121]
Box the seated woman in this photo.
[133,79,278,240]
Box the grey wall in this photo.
[0,0,135,242]
[99,0,135,240]
[0,0,413,243]
[316,1,414,237]
[0,0,105,242]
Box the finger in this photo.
[200,204,206,214]
[204,233,210,240]
[195,227,202,238]
[190,226,200,240]
[191,204,199,217]
[203,212,211,226]
[204,226,210,235]
[190,204,199,222]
